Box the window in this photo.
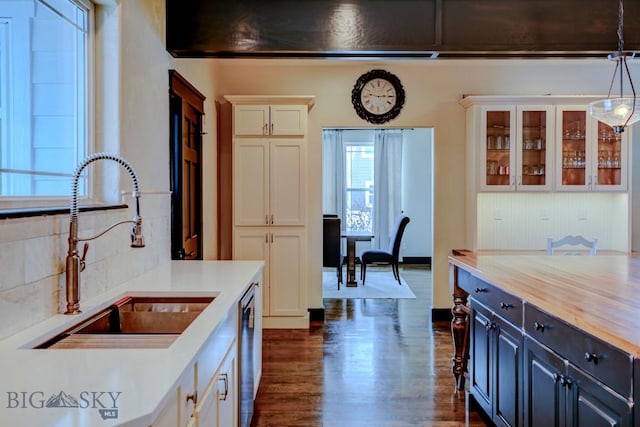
[0,0,92,201]
[344,143,374,232]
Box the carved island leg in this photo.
[450,263,470,390]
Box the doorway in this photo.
[321,128,434,295]
[169,70,206,260]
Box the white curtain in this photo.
[372,129,403,250]
[322,129,344,217]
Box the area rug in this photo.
[322,269,416,299]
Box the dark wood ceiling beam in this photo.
[166,0,640,59]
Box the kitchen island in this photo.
[449,251,640,427]
[0,260,263,427]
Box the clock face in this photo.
[352,70,405,124]
[361,78,397,115]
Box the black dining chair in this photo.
[323,216,345,289]
[360,215,410,286]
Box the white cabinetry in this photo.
[233,138,305,226]
[555,105,629,192]
[152,304,240,427]
[461,95,630,193]
[195,342,237,427]
[469,102,554,192]
[233,227,306,320]
[226,95,314,329]
[233,104,307,136]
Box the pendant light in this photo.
[588,0,640,134]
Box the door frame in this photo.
[169,70,206,260]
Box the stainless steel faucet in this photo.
[65,153,145,314]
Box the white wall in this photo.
[477,193,629,251]
[322,128,433,260]
[210,58,639,312]
[401,128,433,259]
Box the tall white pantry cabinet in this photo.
[226,96,315,329]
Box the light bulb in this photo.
[614,103,630,118]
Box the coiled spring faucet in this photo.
[65,153,145,314]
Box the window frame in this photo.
[343,141,374,233]
[0,0,96,210]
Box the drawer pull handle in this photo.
[499,302,513,310]
[584,352,599,364]
[218,373,229,401]
[475,287,488,293]
[533,322,545,332]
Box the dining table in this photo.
[341,230,374,286]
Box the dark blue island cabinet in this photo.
[523,303,633,427]
[449,253,637,427]
[468,276,523,427]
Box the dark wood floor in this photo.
[251,266,489,427]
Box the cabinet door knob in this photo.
[560,376,572,388]
[484,320,496,331]
[499,302,513,310]
[533,321,545,332]
[584,352,599,364]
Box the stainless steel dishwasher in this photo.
[239,283,256,427]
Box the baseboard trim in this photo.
[431,308,453,322]
[308,308,325,322]
[263,315,309,329]
[402,256,431,265]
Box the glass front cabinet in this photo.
[464,96,630,193]
[555,106,628,192]
[480,105,553,192]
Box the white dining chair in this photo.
[546,235,598,255]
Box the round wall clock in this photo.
[351,69,405,124]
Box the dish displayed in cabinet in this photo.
[461,96,629,194]
[484,112,512,187]
[559,110,588,187]
[519,111,547,187]
[557,107,627,191]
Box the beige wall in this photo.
[209,58,635,311]
[2,1,638,341]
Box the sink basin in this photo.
[35,295,215,349]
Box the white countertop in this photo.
[0,260,264,427]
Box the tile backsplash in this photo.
[0,194,171,340]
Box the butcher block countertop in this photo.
[449,251,640,357]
